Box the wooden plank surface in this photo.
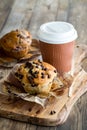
[28,0,59,37]
[0,0,37,36]
[0,57,87,126]
[0,0,87,130]
[0,0,14,33]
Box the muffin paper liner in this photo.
[0,44,87,107]
[0,39,41,68]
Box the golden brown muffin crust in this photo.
[13,60,57,94]
[0,29,32,59]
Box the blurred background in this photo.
[0,0,87,130]
[0,0,87,45]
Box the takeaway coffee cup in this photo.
[38,21,78,74]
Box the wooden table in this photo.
[0,0,87,130]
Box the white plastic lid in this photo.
[38,21,78,44]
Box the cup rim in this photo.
[38,21,78,44]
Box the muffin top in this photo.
[0,29,32,52]
[13,60,57,94]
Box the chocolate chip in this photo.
[29,68,34,76]
[28,108,32,112]
[15,73,23,79]
[41,65,44,70]
[33,74,38,78]
[34,71,39,74]
[76,46,79,48]
[50,110,56,115]
[38,59,42,63]
[17,34,25,39]
[36,65,38,68]
[17,34,20,37]
[8,89,11,93]
[54,70,57,73]
[33,61,36,64]
[19,74,23,79]
[25,62,32,68]
[44,68,47,70]
[27,75,38,87]
[47,74,51,78]
[30,71,39,78]
[22,83,25,86]
[36,109,41,114]
[41,72,44,75]
[31,84,35,87]
[41,75,45,79]
[17,74,23,79]
[30,71,38,78]
[15,72,19,77]
[31,83,38,87]
[16,46,20,49]
[27,76,34,84]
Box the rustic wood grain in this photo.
[0,65,87,126]
[0,0,87,129]
[0,0,14,33]
[67,0,87,45]
[56,0,69,21]
[28,0,59,37]
[0,0,37,37]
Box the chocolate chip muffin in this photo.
[0,29,32,59]
[7,60,58,95]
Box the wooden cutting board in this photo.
[0,45,87,126]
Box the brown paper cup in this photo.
[38,22,78,74]
[39,41,75,74]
